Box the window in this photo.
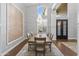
[37,5,47,33]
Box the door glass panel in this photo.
[63,21,66,35]
[58,21,61,35]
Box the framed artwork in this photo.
[6,4,23,44]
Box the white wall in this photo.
[56,15,68,19]
[51,4,68,40]
[77,3,79,56]
[0,3,26,55]
[24,6,37,34]
[47,7,51,33]
[24,4,52,34]
[68,3,77,39]
[51,10,56,40]
[51,3,77,40]
[0,3,53,55]
[0,4,1,54]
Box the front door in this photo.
[56,20,68,40]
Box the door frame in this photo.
[56,19,68,40]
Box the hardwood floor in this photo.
[4,38,77,56]
[53,40,77,56]
[5,39,28,56]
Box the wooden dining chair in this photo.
[46,33,53,52]
[34,37,46,56]
[26,33,31,39]
[50,34,53,41]
[27,33,35,51]
[47,33,53,41]
[28,40,35,51]
[30,32,33,37]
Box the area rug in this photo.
[61,42,77,53]
[17,43,63,56]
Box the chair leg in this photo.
[28,44,29,51]
[49,44,51,52]
[35,51,37,56]
[28,44,31,51]
[43,51,45,56]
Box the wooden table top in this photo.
[28,34,52,43]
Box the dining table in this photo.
[28,33,52,51]
[28,33,52,43]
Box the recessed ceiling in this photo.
[56,3,67,15]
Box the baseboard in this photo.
[68,37,77,40]
[68,37,77,42]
